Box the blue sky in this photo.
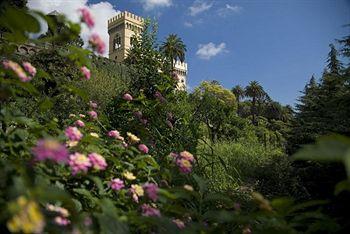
[30,0,350,105]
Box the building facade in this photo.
[107,11,187,90]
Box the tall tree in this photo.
[245,81,265,125]
[160,34,186,69]
[326,43,343,75]
[231,85,245,103]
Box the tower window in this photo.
[114,34,121,50]
[130,36,137,48]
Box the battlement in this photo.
[174,60,188,72]
[108,11,144,26]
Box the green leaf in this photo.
[334,180,350,195]
[39,98,53,112]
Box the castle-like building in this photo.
[107,11,187,90]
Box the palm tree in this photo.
[160,34,186,69]
[231,85,245,103]
[245,81,265,125]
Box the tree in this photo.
[160,34,186,69]
[192,81,237,142]
[245,81,266,125]
[326,44,343,75]
[231,85,245,103]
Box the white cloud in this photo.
[184,21,193,27]
[217,4,242,17]
[196,42,227,60]
[141,0,172,11]
[27,0,119,57]
[189,0,212,16]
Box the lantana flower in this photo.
[108,130,124,141]
[75,120,85,127]
[88,153,107,170]
[79,7,95,29]
[3,60,31,82]
[22,62,37,77]
[143,183,159,202]
[65,126,83,141]
[123,93,133,101]
[130,184,144,203]
[127,132,140,144]
[80,66,91,80]
[88,110,98,120]
[141,204,161,217]
[138,144,149,154]
[110,178,125,191]
[89,33,105,54]
[123,171,136,180]
[89,101,98,109]
[173,219,185,229]
[68,153,91,175]
[32,139,69,163]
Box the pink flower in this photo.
[123,93,133,101]
[68,153,91,175]
[65,126,83,141]
[54,216,70,226]
[75,120,85,127]
[79,7,94,29]
[154,91,165,103]
[89,101,98,109]
[143,183,158,202]
[3,60,30,82]
[179,151,195,162]
[141,204,161,217]
[176,158,192,174]
[107,130,124,141]
[88,153,107,170]
[88,110,98,119]
[80,66,91,80]
[22,62,36,77]
[89,33,105,54]
[138,144,149,154]
[32,139,69,163]
[110,178,125,191]
[172,219,185,229]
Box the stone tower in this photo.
[107,11,144,63]
[107,11,188,90]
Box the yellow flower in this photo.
[66,140,78,147]
[7,196,45,234]
[127,132,140,144]
[131,184,144,196]
[90,132,99,138]
[123,171,136,180]
[183,184,194,191]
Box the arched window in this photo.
[114,34,121,50]
[130,36,137,48]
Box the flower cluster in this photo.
[2,60,36,82]
[46,204,70,226]
[107,130,124,141]
[123,93,133,101]
[32,139,69,163]
[143,183,159,202]
[7,196,45,234]
[75,120,85,127]
[79,7,94,29]
[127,132,140,144]
[110,178,125,191]
[88,153,107,170]
[138,144,149,154]
[170,151,195,174]
[141,204,161,217]
[65,126,83,141]
[154,91,166,103]
[88,110,98,120]
[133,111,148,125]
[80,66,91,80]
[130,184,144,203]
[89,33,105,55]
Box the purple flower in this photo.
[143,183,158,202]
[154,91,165,103]
[22,62,36,77]
[110,178,125,191]
[68,153,91,175]
[123,93,133,101]
[138,144,149,154]
[65,126,83,141]
[89,101,98,109]
[75,120,85,127]
[172,219,185,229]
[179,151,195,162]
[176,158,192,174]
[32,139,69,163]
[88,110,98,119]
[107,130,124,141]
[141,204,161,217]
[89,33,105,54]
[88,153,107,170]
[79,7,95,29]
